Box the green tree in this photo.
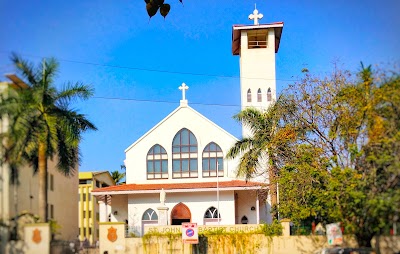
[276,63,399,247]
[0,54,97,222]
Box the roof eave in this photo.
[92,186,263,196]
[232,22,284,55]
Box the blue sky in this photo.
[1,0,399,173]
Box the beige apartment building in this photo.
[78,171,115,245]
[0,75,79,253]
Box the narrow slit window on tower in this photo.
[247,30,268,49]
[247,89,252,102]
[267,88,272,101]
[257,88,262,102]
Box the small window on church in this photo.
[257,88,262,102]
[203,206,221,225]
[142,208,158,221]
[172,128,198,178]
[247,89,252,102]
[247,30,268,49]
[204,207,220,219]
[267,88,272,101]
[202,142,223,177]
[241,216,248,224]
[147,144,168,179]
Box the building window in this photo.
[247,30,268,49]
[267,88,272,101]
[172,128,198,178]
[89,228,92,236]
[147,144,168,179]
[79,179,92,185]
[247,89,252,102]
[202,142,223,177]
[48,174,54,191]
[241,216,248,224]
[48,204,54,219]
[142,209,158,221]
[96,180,100,188]
[204,207,220,219]
[257,88,262,102]
[96,212,99,222]
[89,211,92,219]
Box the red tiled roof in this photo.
[92,180,265,193]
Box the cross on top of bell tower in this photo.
[248,4,263,25]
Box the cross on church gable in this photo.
[179,83,189,101]
[248,4,263,25]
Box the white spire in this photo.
[248,4,263,25]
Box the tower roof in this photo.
[231,22,284,55]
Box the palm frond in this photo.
[56,82,94,104]
[10,53,38,85]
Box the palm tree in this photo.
[0,54,97,222]
[226,98,297,219]
[110,170,126,185]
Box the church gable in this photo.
[124,104,239,184]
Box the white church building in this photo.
[92,7,284,236]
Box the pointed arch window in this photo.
[267,88,272,101]
[142,209,158,221]
[172,128,198,178]
[257,88,262,102]
[202,142,223,177]
[141,208,158,236]
[247,89,252,102]
[147,144,168,179]
[204,206,221,225]
[204,207,220,219]
[241,216,248,224]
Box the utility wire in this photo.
[92,96,241,108]
[0,50,299,82]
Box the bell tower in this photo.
[232,6,284,137]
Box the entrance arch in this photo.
[171,202,191,225]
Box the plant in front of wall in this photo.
[142,231,181,254]
[260,220,283,236]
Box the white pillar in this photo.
[98,200,107,222]
[256,191,260,224]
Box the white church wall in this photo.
[236,190,258,225]
[127,190,235,234]
[110,195,128,223]
[125,106,239,185]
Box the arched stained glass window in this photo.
[267,88,272,101]
[147,144,168,179]
[247,88,252,102]
[142,209,158,221]
[172,128,198,178]
[257,88,262,102]
[204,207,220,219]
[202,142,223,177]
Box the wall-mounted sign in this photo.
[182,223,198,244]
[326,223,343,246]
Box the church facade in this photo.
[92,7,284,236]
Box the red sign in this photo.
[182,223,198,244]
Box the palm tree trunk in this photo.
[38,142,48,222]
[269,169,278,220]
